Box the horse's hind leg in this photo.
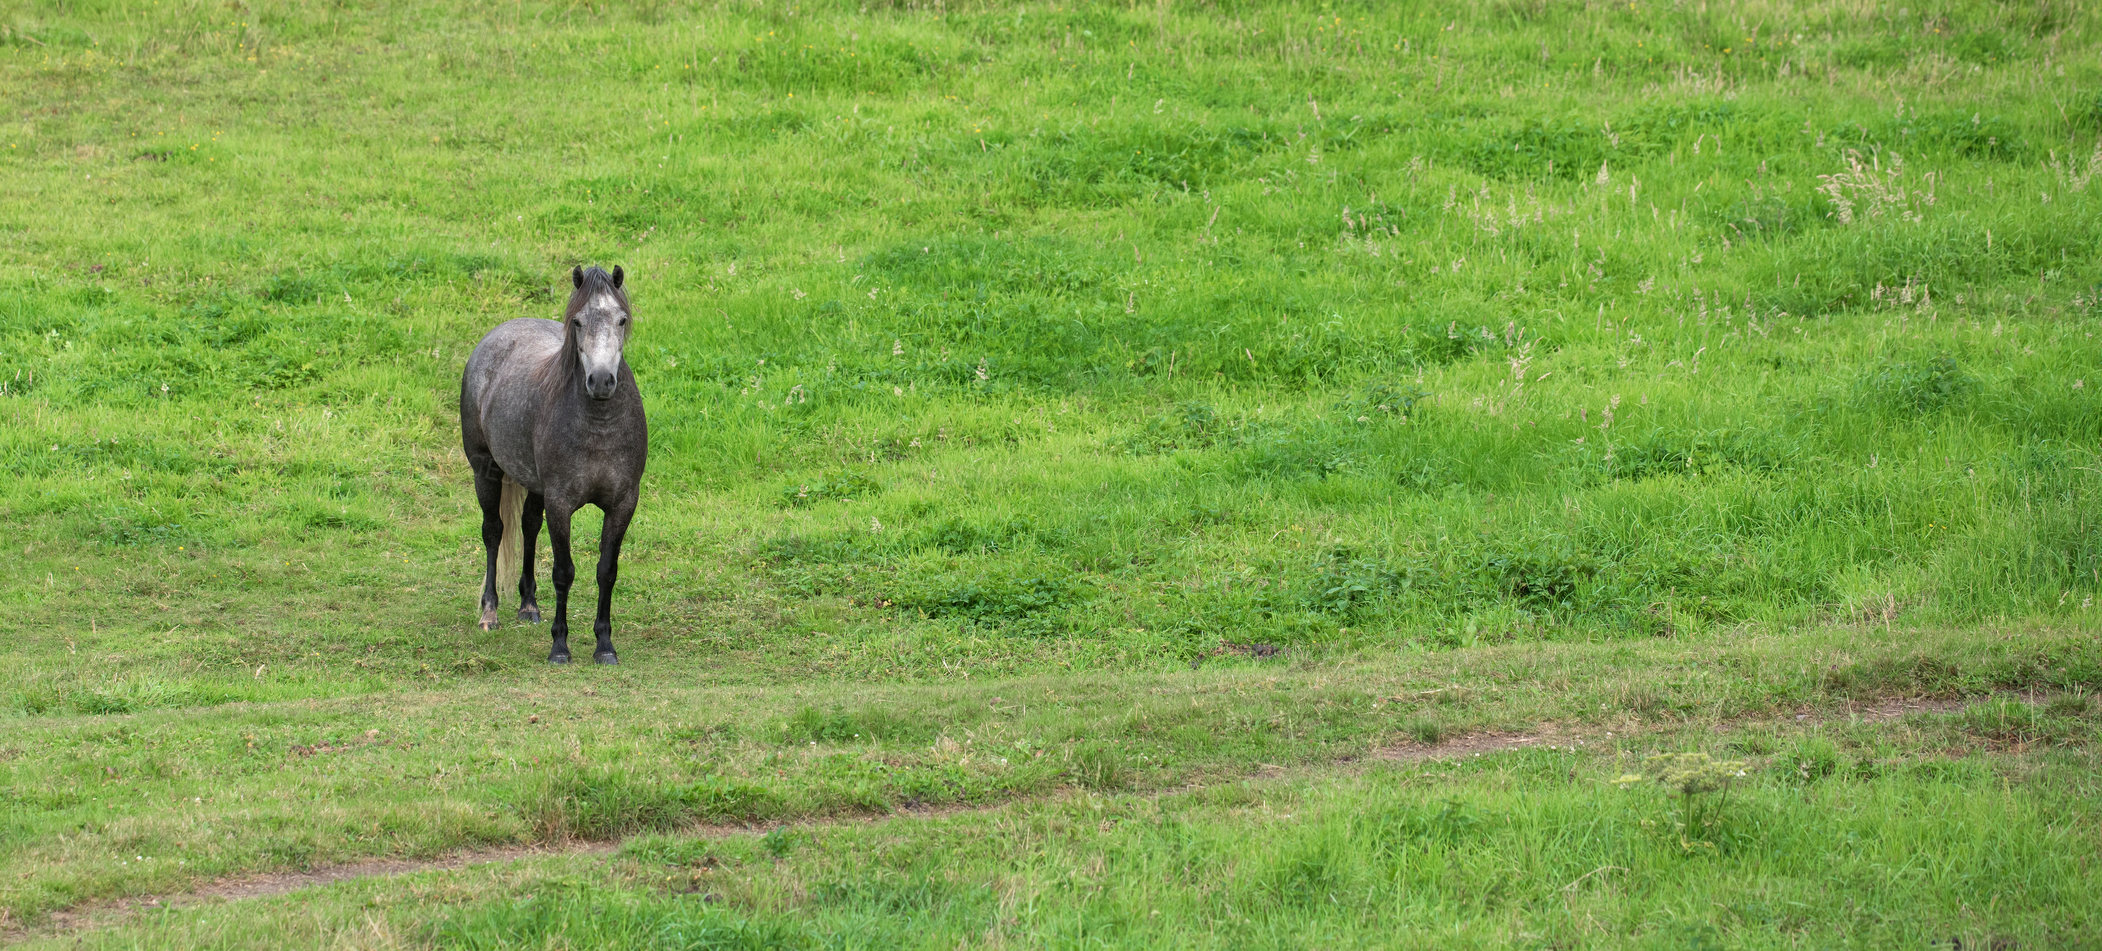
[473,468,506,631]
[516,491,545,623]
[589,496,637,665]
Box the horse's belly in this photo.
[490,443,539,491]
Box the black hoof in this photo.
[518,605,542,623]
[549,652,571,665]
[594,651,619,665]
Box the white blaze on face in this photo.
[575,290,630,399]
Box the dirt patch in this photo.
[16,695,2006,942]
[16,802,1007,942]
[204,844,618,902]
[1377,727,1574,763]
[31,843,620,938]
[1377,696,1981,762]
[1828,696,1972,721]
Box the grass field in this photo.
[4,0,2102,946]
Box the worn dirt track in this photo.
[14,694,1993,944]
[1374,695,1975,763]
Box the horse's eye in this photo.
[618,318,628,326]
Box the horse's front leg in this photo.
[545,502,577,664]
[590,496,637,665]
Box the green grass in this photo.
[5,0,2102,945]
[23,709,2102,949]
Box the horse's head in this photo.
[564,265,631,401]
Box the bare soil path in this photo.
[1374,696,1974,762]
[15,695,1993,945]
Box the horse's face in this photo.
[569,267,631,401]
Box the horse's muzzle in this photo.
[585,370,618,400]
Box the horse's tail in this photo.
[494,477,524,592]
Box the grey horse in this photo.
[459,266,648,664]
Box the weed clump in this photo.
[1475,542,1594,608]
[1583,429,1791,482]
[87,504,193,547]
[777,471,880,507]
[522,767,782,840]
[1333,381,1427,422]
[2077,91,2102,132]
[1120,402,1233,455]
[1231,423,1363,480]
[779,705,932,745]
[920,516,1057,555]
[1857,354,1977,414]
[891,571,1081,634]
[756,530,874,598]
[1068,742,1129,790]
[1616,751,1748,852]
[1305,547,1406,616]
[1780,736,1843,784]
[1961,697,2085,746]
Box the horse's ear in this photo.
[571,266,584,289]
[611,265,624,289]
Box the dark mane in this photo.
[540,266,629,391]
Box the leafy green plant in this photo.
[1305,547,1405,616]
[760,826,801,859]
[1474,542,1593,609]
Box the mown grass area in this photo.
[5,0,2102,944]
[23,702,2102,949]
[5,627,2090,925]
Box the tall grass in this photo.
[7,3,2100,679]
